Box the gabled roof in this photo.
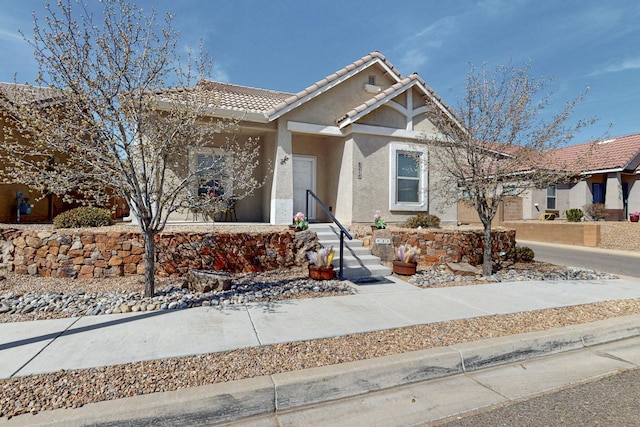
[181,51,461,131]
[335,73,455,129]
[264,51,405,121]
[551,133,640,173]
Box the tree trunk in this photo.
[143,231,156,297]
[482,221,493,276]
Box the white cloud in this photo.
[211,62,229,83]
[592,57,640,75]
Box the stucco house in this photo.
[521,133,640,221]
[0,83,73,223]
[168,51,460,225]
[0,83,129,223]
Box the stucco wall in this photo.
[285,67,398,126]
[166,128,274,223]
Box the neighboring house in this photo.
[521,133,640,221]
[167,52,460,225]
[0,83,72,223]
[0,83,128,223]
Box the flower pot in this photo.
[392,260,417,275]
[631,216,639,223]
[371,225,385,232]
[289,225,301,232]
[309,266,335,280]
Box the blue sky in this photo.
[1,0,638,144]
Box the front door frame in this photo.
[292,154,317,220]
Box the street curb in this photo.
[7,314,640,426]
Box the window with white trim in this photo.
[546,185,556,210]
[389,143,428,211]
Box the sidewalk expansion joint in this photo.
[10,316,84,378]
[244,304,263,345]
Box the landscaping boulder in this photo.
[187,270,232,292]
[446,262,482,276]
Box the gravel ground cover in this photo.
[1,221,640,419]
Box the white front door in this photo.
[292,155,316,220]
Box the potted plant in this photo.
[307,246,335,280]
[630,211,640,223]
[392,243,420,275]
[372,209,386,231]
[290,211,309,231]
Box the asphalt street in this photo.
[519,240,640,278]
[437,366,640,426]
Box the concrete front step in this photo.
[309,224,391,278]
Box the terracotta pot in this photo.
[631,216,639,223]
[392,260,417,275]
[309,266,335,280]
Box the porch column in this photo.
[270,120,294,224]
[605,172,624,220]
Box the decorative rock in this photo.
[187,270,232,292]
[119,304,131,313]
[446,262,482,276]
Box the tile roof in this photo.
[186,52,461,129]
[335,74,443,127]
[551,132,640,173]
[195,80,292,113]
[0,82,65,106]
[265,51,404,119]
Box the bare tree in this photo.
[421,62,595,275]
[0,0,267,296]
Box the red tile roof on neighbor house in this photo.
[551,132,640,173]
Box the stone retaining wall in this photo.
[369,228,516,266]
[0,228,315,279]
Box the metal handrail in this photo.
[306,189,352,280]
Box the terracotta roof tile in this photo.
[195,80,292,113]
[551,133,640,172]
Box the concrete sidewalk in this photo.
[2,277,640,425]
[2,277,640,379]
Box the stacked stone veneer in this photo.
[370,228,516,266]
[0,228,312,279]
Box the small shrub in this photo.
[53,206,115,228]
[505,246,535,263]
[583,203,608,221]
[404,213,440,229]
[565,208,584,222]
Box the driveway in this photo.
[518,240,640,278]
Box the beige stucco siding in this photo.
[350,134,390,223]
[283,66,398,126]
[359,105,406,129]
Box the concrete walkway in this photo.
[2,277,640,379]
[2,276,640,425]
